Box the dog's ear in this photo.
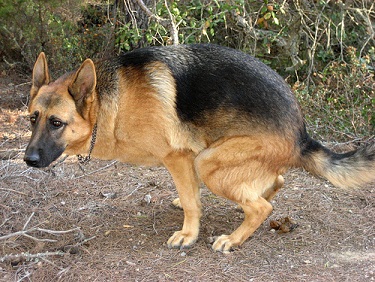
[31,52,50,100]
[68,59,97,116]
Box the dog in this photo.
[24,44,375,253]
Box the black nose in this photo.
[24,151,41,167]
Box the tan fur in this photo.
[31,53,50,99]
[27,51,374,254]
[213,197,273,253]
[302,148,375,188]
[163,150,202,247]
[90,62,205,165]
[191,135,294,251]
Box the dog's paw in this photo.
[212,235,238,254]
[167,230,197,249]
[171,198,183,209]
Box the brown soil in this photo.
[0,74,374,282]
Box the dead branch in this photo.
[0,226,81,241]
[0,251,65,263]
[22,212,35,230]
[0,217,11,228]
[135,0,179,45]
[135,0,161,21]
[163,0,179,45]
[22,233,58,243]
[0,187,28,196]
[62,235,97,252]
[74,160,117,179]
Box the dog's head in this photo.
[24,53,97,167]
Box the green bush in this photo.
[115,0,246,49]
[295,47,374,141]
[0,0,112,73]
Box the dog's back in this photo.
[99,44,305,145]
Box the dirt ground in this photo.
[0,74,374,282]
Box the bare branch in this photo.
[0,226,81,241]
[164,0,179,45]
[22,212,35,230]
[135,0,179,45]
[36,227,81,235]
[0,251,65,263]
[74,160,117,179]
[0,187,28,196]
[135,0,163,21]
[22,233,58,243]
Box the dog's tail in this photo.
[299,134,375,188]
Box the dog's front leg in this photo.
[163,150,202,249]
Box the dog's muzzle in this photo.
[24,147,42,167]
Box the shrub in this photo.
[294,47,374,141]
[0,0,112,73]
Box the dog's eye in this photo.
[30,116,37,124]
[29,111,39,125]
[50,119,63,129]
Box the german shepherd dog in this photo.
[24,44,375,253]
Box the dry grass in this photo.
[0,77,374,282]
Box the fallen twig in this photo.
[0,187,28,196]
[0,217,11,229]
[0,226,81,241]
[22,233,57,243]
[74,160,117,179]
[62,235,97,252]
[22,212,35,230]
[0,251,65,263]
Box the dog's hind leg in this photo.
[234,175,284,211]
[163,150,202,249]
[171,197,183,209]
[262,175,284,202]
[213,197,272,253]
[195,136,289,253]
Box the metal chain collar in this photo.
[77,123,97,165]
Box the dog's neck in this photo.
[76,123,97,164]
